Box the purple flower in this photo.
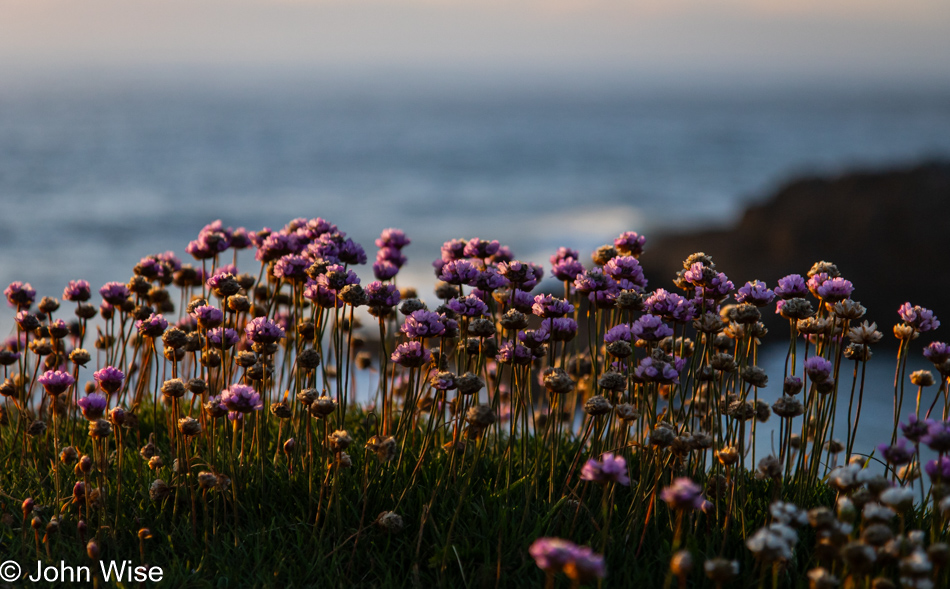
[93,366,125,394]
[899,303,940,332]
[439,260,479,285]
[550,247,579,265]
[440,239,468,262]
[376,247,407,268]
[317,264,360,291]
[14,311,39,331]
[207,327,240,349]
[736,280,775,307]
[922,420,950,453]
[273,254,311,281]
[775,274,808,299]
[472,268,509,292]
[660,477,705,511]
[490,246,514,264]
[816,277,854,302]
[365,281,400,309]
[877,439,915,465]
[633,356,683,384]
[518,327,550,348]
[63,280,92,302]
[603,256,647,291]
[644,289,689,320]
[573,268,616,295]
[245,317,285,344]
[532,295,574,319]
[192,305,224,329]
[806,272,830,298]
[375,228,411,250]
[631,314,674,342]
[926,456,950,482]
[303,281,343,308]
[614,231,646,257]
[5,281,36,308]
[304,235,340,263]
[509,289,535,313]
[99,282,130,305]
[463,238,500,259]
[337,238,367,265]
[77,393,108,420]
[38,370,75,395]
[221,384,263,413]
[497,341,533,365]
[373,261,400,280]
[136,313,168,337]
[447,295,489,318]
[901,414,930,443]
[924,342,950,365]
[229,227,253,249]
[299,218,338,240]
[429,371,456,390]
[804,356,833,383]
[391,341,431,368]
[580,453,630,486]
[604,324,632,343]
[529,538,579,573]
[498,261,544,290]
[256,232,301,263]
[542,317,578,341]
[156,251,182,271]
[551,257,585,282]
[401,310,446,339]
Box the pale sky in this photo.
[2,0,949,83]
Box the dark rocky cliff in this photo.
[642,162,950,328]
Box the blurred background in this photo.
[1,0,949,315]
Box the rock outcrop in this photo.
[642,161,950,328]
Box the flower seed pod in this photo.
[270,400,292,419]
[149,479,171,502]
[297,349,321,371]
[161,378,186,399]
[178,417,202,438]
[197,472,217,490]
[296,387,319,407]
[649,424,676,448]
[584,395,612,416]
[741,365,768,388]
[88,419,112,439]
[756,455,782,480]
[455,372,484,396]
[597,371,626,392]
[376,511,404,533]
[79,454,94,475]
[60,446,79,464]
[365,435,396,462]
[615,403,638,422]
[465,405,496,430]
[328,430,353,452]
[704,558,739,583]
[543,368,575,395]
[148,456,164,470]
[716,446,740,467]
[309,395,337,419]
[670,550,693,577]
[28,420,47,437]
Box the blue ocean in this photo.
[0,72,946,457]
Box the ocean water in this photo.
[2,76,950,307]
[1,73,948,458]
